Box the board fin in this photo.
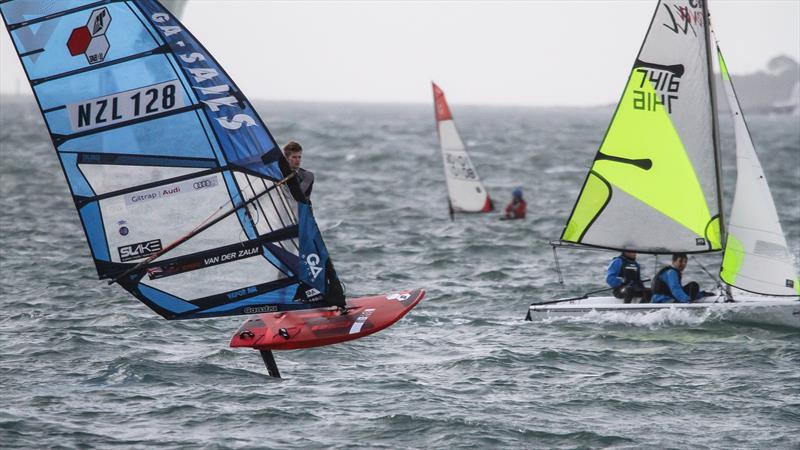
[259,350,281,378]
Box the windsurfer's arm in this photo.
[606,258,624,288]
[664,270,690,303]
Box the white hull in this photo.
[527,295,800,328]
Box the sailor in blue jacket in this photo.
[606,251,651,303]
[651,253,712,303]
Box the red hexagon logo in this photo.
[67,26,91,56]
[66,7,112,64]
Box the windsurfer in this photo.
[606,251,651,303]
[651,253,713,303]
[283,141,314,198]
[502,188,526,220]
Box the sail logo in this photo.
[66,7,112,65]
[227,286,257,300]
[662,3,704,36]
[305,253,323,280]
[118,239,162,262]
[445,152,477,180]
[243,305,278,314]
[67,80,184,132]
[125,175,218,206]
[150,12,259,132]
[632,61,683,114]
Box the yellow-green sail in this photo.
[561,0,721,253]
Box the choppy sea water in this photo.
[1,95,799,449]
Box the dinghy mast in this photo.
[702,1,732,299]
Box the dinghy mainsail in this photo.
[561,0,723,254]
[1,0,345,319]
[432,82,493,217]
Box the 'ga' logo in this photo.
[306,253,323,280]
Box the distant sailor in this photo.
[283,141,314,198]
[651,253,714,303]
[606,251,651,303]
[502,188,526,220]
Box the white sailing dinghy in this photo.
[527,0,799,328]
[432,82,494,219]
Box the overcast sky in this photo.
[1,1,799,106]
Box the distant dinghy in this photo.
[529,0,799,327]
[432,82,493,219]
[1,0,423,377]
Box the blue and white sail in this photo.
[1,0,345,319]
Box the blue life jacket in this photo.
[652,266,680,297]
[611,255,643,287]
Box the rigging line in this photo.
[551,244,565,286]
[108,172,295,285]
[273,184,300,252]
[694,258,719,284]
[261,177,287,230]
[245,175,274,233]
[245,174,285,251]
[263,178,300,253]
[203,171,267,225]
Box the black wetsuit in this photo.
[297,168,314,198]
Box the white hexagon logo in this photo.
[85,34,109,65]
[88,7,111,37]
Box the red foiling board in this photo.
[230,289,424,350]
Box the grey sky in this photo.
[1,1,798,106]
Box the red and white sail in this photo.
[432,82,493,214]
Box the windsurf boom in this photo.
[1,0,422,376]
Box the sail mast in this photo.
[702,1,732,298]
[703,1,727,251]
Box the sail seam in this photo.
[53,104,202,146]
[74,167,222,207]
[31,45,169,86]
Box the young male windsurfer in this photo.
[283,141,314,199]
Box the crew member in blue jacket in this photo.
[606,251,651,303]
[651,253,713,303]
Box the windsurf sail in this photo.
[1,0,345,319]
[561,0,723,253]
[432,82,493,215]
[715,40,800,296]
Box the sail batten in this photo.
[561,0,722,254]
[1,0,345,319]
